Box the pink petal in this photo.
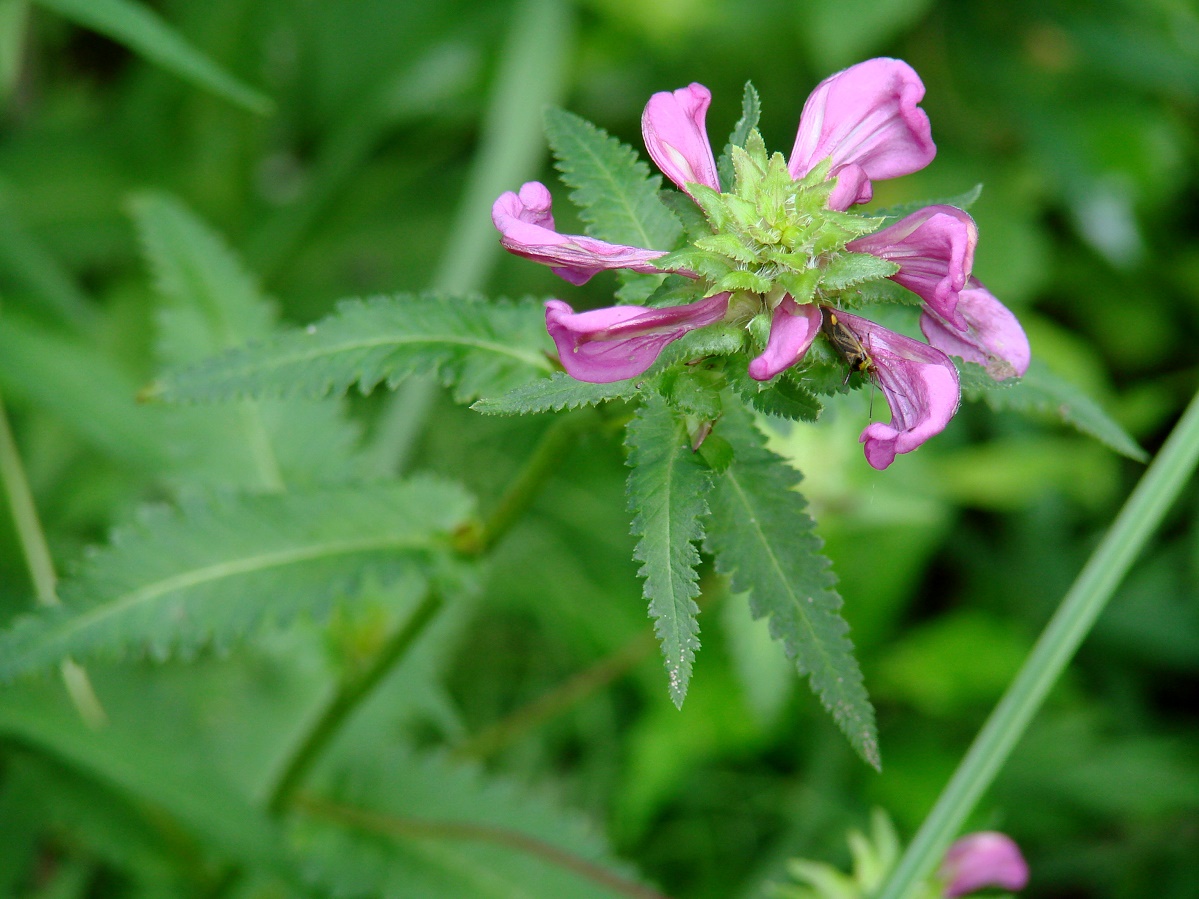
[831,310,960,469]
[642,83,722,198]
[748,299,822,380]
[789,58,936,210]
[545,293,730,383]
[921,279,1030,380]
[493,182,667,285]
[848,205,977,329]
[941,832,1029,897]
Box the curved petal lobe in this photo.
[849,205,977,329]
[940,832,1029,898]
[921,279,1030,380]
[545,293,730,383]
[493,182,666,285]
[748,298,822,380]
[789,57,935,210]
[642,83,722,197]
[831,311,960,469]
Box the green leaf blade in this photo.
[34,0,272,113]
[704,406,879,768]
[472,371,643,415]
[626,394,714,707]
[965,360,1148,462]
[544,107,682,303]
[0,479,475,679]
[147,294,554,406]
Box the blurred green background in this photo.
[1,0,1198,897]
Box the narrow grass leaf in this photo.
[34,0,271,113]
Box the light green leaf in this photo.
[820,251,900,290]
[0,479,474,680]
[145,294,553,406]
[34,0,271,113]
[703,406,879,768]
[964,360,1148,462]
[544,107,681,303]
[472,371,643,415]
[295,749,650,899]
[626,394,714,708]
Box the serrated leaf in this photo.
[472,371,643,415]
[146,294,553,406]
[625,394,713,708]
[728,365,823,422]
[967,361,1148,462]
[33,0,271,113]
[820,251,900,290]
[717,81,761,191]
[294,750,648,899]
[0,479,475,680]
[703,406,879,768]
[132,191,363,487]
[544,107,681,304]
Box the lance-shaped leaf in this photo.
[961,360,1147,462]
[704,406,879,768]
[626,394,713,708]
[144,294,553,406]
[717,81,762,191]
[545,108,681,303]
[34,0,271,113]
[0,478,474,680]
[472,371,644,416]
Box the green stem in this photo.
[465,411,594,556]
[874,386,1199,899]
[0,390,106,727]
[266,589,444,815]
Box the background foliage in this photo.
[1,0,1197,897]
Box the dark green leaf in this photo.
[717,82,761,191]
[874,183,984,225]
[146,294,553,406]
[626,394,713,708]
[0,479,474,679]
[728,365,823,422]
[703,406,879,768]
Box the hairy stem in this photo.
[0,390,106,727]
[874,386,1199,899]
[296,793,675,899]
[266,589,444,815]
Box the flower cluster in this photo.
[493,58,1029,468]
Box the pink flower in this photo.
[747,298,823,381]
[940,832,1029,897]
[641,83,722,199]
[492,182,669,286]
[831,311,961,470]
[848,205,978,330]
[545,294,731,383]
[921,279,1031,381]
[788,57,936,211]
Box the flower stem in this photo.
[266,589,444,815]
[873,386,1199,899]
[0,389,106,728]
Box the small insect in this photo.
[820,307,877,381]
